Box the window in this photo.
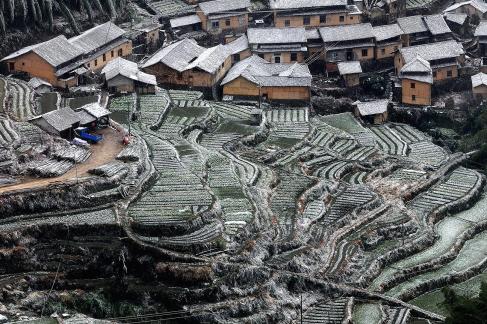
[225,19,231,26]
[87,63,90,68]
[362,49,368,57]
[8,62,14,71]
[339,16,345,22]
[177,73,183,80]
[320,15,326,24]
[291,53,298,61]
[412,95,416,101]
[258,54,265,59]
[350,16,353,20]
[212,21,219,29]
[303,16,310,25]
[233,54,240,62]
[284,20,291,27]
[331,52,338,60]
[381,48,386,55]
[118,49,123,56]
[94,59,98,67]
[22,62,25,66]
[111,50,114,57]
[433,71,437,78]
[274,55,281,63]
[103,53,106,62]
[411,82,415,89]
[447,70,453,77]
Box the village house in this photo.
[28,77,53,94]
[270,0,362,28]
[101,57,157,94]
[318,23,375,71]
[141,38,231,95]
[196,0,251,36]
[130,22,162,51]
[394,40,465,83]
[225,35,251,65]
[1,22,132,88]
[221,55,312,103]
[76,103,112,128]
[397,15,452,47]
[31,107,81,139]
[170,14,202,37]
[444,0,487,20]
[372,23,403,61]
[443,13,468,34]
[353,99,389,124]
[398,56,433,106]
[247,27,308,64]
[337,61,362,87]
[471,72,487,99]
[475,22,487,57]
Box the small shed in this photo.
[28,77,52,94]
[102,57,157,94]
[78,103,112,127]
[354,99,389,124]
[30,107,80,139]
[337,61,362,87]
[471,72,487,99]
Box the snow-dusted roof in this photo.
[142,38,205,71]
[77,110,97,125]
[355,100,389,116]
[399,56,433,84]
[225,35,249,55]
[80,103,111,119]
[337,61,362,75]
[305,28,321,40]
[36,107,80,132]
[102,57,156,85]
[399,40,464,64]
[199,0,251,15]
[184,44,230,74]
[28,77,52,89]
[170,14,201,28]
[444,0,487,14]
[1,35,84,67]
[319,23,374,43]
[69,22,126,55]
[270,0,347,9]
[475,21,487,36]
[444,13,468,25]
[221,55,312,87]
[372,23,403,42]
[423,15,452,35]
[471,72,487,87]
[133,22,162,33]
[247,27,307,44]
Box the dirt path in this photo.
[0,127,125,194]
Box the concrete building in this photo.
[142,38,231,94]
[354,99,389,124]
[247,27,308,64]
[221,55,312,102]
[337,61,362,87]
[101,57,157,94]
[270,0,362,28]
[197,0,251,36]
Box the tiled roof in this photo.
[184,44,230,74]
[423,15,451,35]
[397,15,428,34]
[142,38,205,71]
[225,35,249,55]
[270,0,347,9]
[399,40,464,64]
[355,99,389,116]
[444,0,487,14]
[102,57,156,85]
[170,14,201,28]
[199,0,251,15]
[28,77,52,89]
[38,107,80,132]
[221,55,312,87]
[337,61,362,75]
[319,23,374,43]
[471,72,487,87]
[247,27,307,44]
[80,103,112,119]
[69,22,126,55]
[372,23,403,42]
[399,56,433,84]
[475,21,487,36]
[444,13,468,25]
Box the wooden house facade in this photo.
[197,0,251,36]
[397,15,452,47]
[471,72,487,99]
[398,56,433,106]
[372,24,403,60]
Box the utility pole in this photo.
[300,294,303,324]
[127,96,131,136]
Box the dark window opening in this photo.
[320,15,326,23]
[233,54,240,62]
[362,49,368,57]
[285,20,290,27]
[303,16,310,25]
[339,16,345,22]
[225,19,231,26]
[291,53,298,61]
[412,95,416,101]
[411,82,415,89]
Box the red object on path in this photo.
[122,135,130,145]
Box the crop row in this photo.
[371,125,408,156]
[392,124,427,143]
[211,102,253,119]
[270,122,310,139]
[172,99,209,108]
[168,89,203,100]
[344,146,377,161]
[0,119,19,147]
[24,158,73,177]
[408,141,448,167]
[6,78,35,121]
[302,298,349,324]
[265,108,309,123]
[314,160,351,180]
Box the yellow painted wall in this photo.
[86,40,133,71]
[198,11,248,34]
[375,42,400,60]
[401,79,431,105]
[260,52,305,63]
[223,76,310,101]
[274,13,361,28]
